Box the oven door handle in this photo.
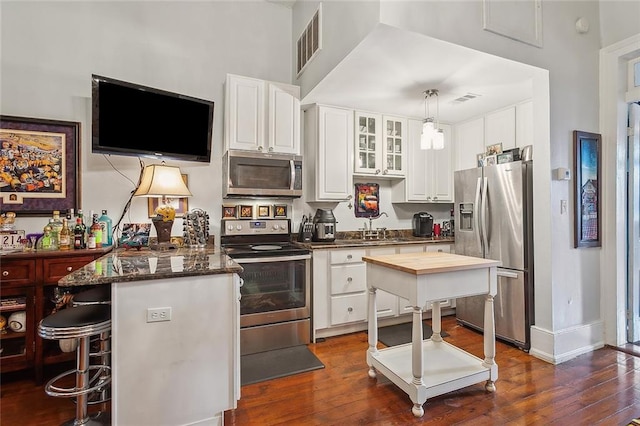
[234,254,311,263]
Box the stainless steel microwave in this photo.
[223,150,303,198]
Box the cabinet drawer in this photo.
[330,249,365,265]
[43,256,95,284]
[0,260,36,287]
[330,264,366,295]
[426,244,451,253]
[330,294,367,325]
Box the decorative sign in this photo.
[1,230,25,250]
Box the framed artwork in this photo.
[239,205,253,219]
[497,152,513,164]
[573,130,601,248]
[257,205,271,218]
[355,183,379,218]
[485,154,497,166]
[222,205,237,219]
[486,143,503,155]
[119,223,151,248]
[0,115,81,216]
[148,174,189,218]
[477,153,485,167]
[273,204,287,218]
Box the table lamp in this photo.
[133,163,192,249]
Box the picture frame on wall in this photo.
[0,115,81,216]
[222,205,237,219]
[239,205,253,219]
[148,174,189,218]
[257,205,271,218]
[273,204,287,218]
[573,130,602,248]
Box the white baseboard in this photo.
[529,320,605,364]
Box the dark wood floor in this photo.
[2,315,640,425]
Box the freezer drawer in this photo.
[456,268,528,349]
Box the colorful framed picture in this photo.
[258,205,271,218]
[239,205,253,219]
[222,205,237,219]
[486,143,503,156]
[573,130,601,248]
[273,205,287,218]
[148,174,189,218]
[119,223,151,248]
[0,115,81,216]
[355,183,379,218]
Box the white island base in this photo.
[363,252,500,417]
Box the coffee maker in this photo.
[312,209,336,242]
[412,212,434,237]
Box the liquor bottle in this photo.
[77,209,87,246]
[74,216,86,249]
[39,224,58,251]
[90,214,102,249]
[98,209,113,246]
[59,218,71,250]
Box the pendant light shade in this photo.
[420,89,445,150]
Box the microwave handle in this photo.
[290,159,295,191]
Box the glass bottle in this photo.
[50,211,63,246]
[77,209,87,246]
[59,218,71,250]
[39,224,58,251]
[89,214,102,249]
[74,216,86,249]
[98,209,113,246]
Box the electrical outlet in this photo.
[147,307,172,323]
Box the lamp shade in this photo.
[432,129,445,150]
[133,164,192,198]
[421,119,435,150]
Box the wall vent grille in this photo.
[296,5,321,76]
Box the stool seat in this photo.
[39,305,110,340]
[73,286,111,305]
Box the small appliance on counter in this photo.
[312,209,336,242]
[298,215,314,242]
[412,212,434,237]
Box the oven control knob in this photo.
[272,224,280,230]
[226,224,234,232]
[236,224,242,231]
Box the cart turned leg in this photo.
[367,287,378,379]
[482,293,497,393]
[411,305,426,417]
[412,403,424,417]
[430,300,442,342]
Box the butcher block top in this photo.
[362,252,501,275]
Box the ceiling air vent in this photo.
[452,93,482,104]
[297,5,322,76]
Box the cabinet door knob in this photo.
[383,169,388,175]
[347,254,352,260]
[268,147,274,152]
[66,266,73,272]
[258,146,263,151]
[347,277,352,282]
[2,270,8,276]
[375,169,380,175]
[347,307,353,313]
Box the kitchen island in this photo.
[59,246,243,426]
[362,251,500,417]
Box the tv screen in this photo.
[92,74,213,163]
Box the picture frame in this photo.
[148,174,189,218]
[273,204,287,218]
[354,183,380,218]
[222,205,237,219]
[119,223,151,248]
[486,143,503,155]
[485,154,497,166]
[239,205,253,219]
[477,153,485,167]
[497,152,513,164]
[257,205,271,218]
[0,115,81,216]
[573,130,602,248]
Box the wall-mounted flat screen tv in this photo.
[92,74,214,163]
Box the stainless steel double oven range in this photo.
[221,219,311,356]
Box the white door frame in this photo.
[627,102,640,343]
[600,34,640,347]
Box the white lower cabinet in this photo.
[313,243,454,340]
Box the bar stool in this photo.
[72,286,112,406]
[38,304,111,426]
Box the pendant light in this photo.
[420,89,444,150]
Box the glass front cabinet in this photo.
[354,111,405,177]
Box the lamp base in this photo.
[152,219,174,249]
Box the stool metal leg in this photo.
[75,336,90,425]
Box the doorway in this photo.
[627,101,640,343]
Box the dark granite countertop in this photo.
[296,231,455,250]
[58,246,243,287]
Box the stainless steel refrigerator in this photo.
[454,160,534,351]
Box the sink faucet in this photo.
[368,212,388,231]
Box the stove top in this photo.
[220,219,310,258]
[222,242,309,258]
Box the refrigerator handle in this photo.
[474,176,482,253]
[497,268,519,278]
[481,176,489,255]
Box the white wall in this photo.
[1,1,292,241]
[599,1,640,47]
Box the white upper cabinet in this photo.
[484,106,516,152]
[225,74,300,155]
[392,121,453,203]
[304,104,354,202]
[354,111,405,177]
